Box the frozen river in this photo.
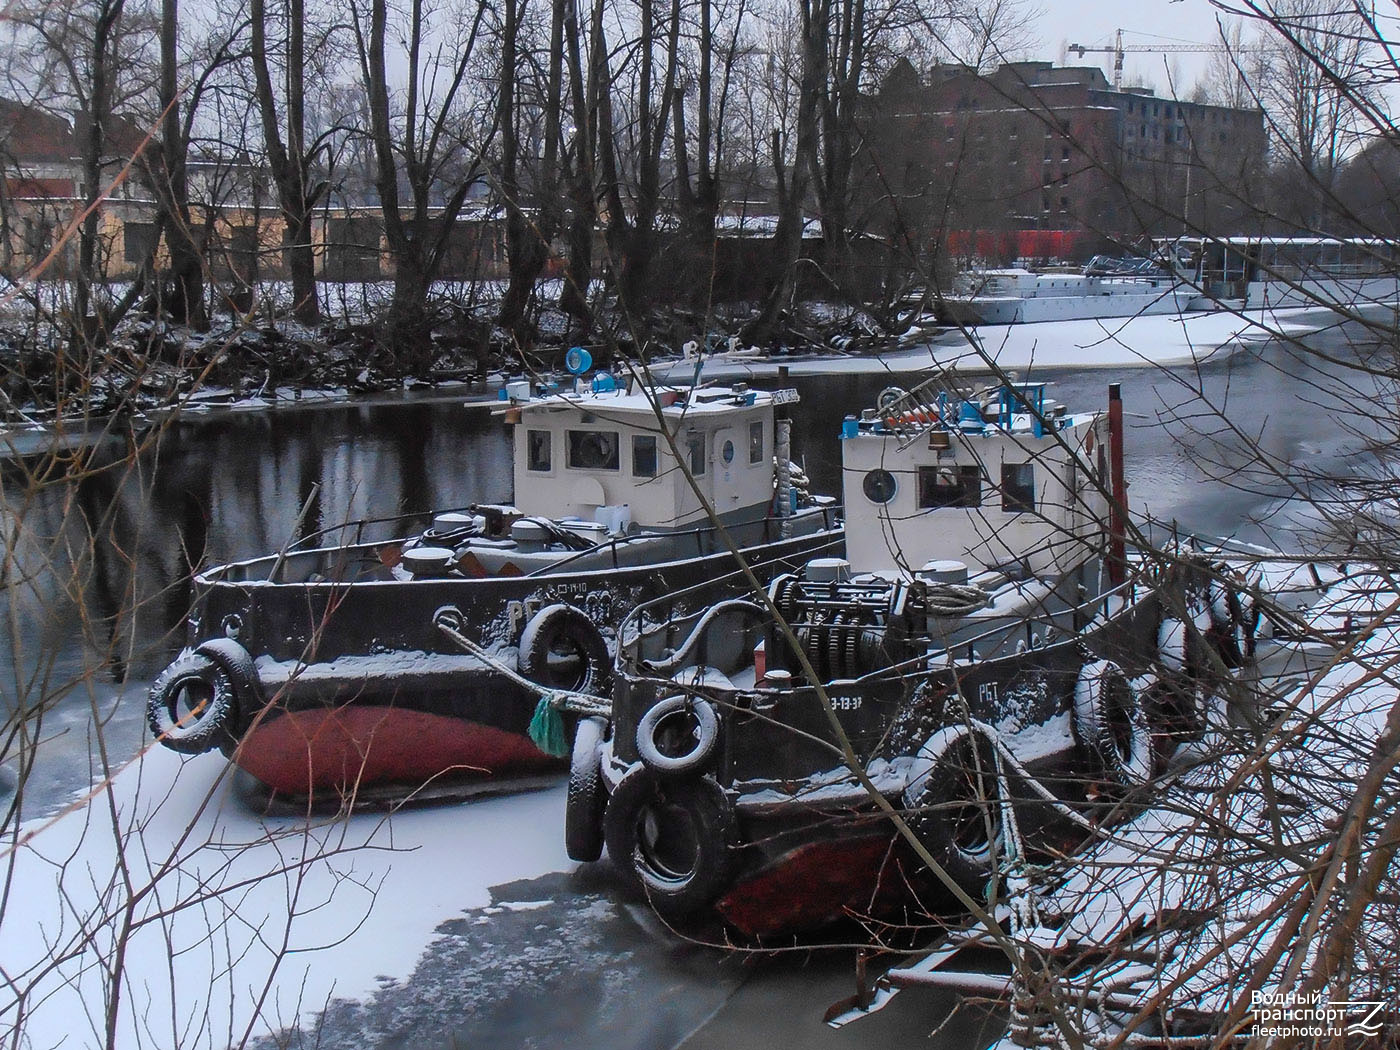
[0,323,1388,1048]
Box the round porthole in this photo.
[721,440,735,465]
[863,468,897,503]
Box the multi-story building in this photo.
[856,60,1267,264]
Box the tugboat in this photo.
[569,379,1254,934]
[147,371,842,803]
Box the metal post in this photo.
[1107,383,1127,586]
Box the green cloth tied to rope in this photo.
[528,694,570,757]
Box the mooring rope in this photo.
[924,582,992,617]
[433,606,611,757]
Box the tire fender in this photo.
[1158,607,1215,738]
[1157,616,1188,674]
[1204,580,1248,669]
[603,765,735,917]
[901,725,1005,899]
[194,638,262,741]
[1072,659,1153,789]
[147,649,239,755]
[518,603,612,697]
[566,716,609,862]
[635,694,720,777]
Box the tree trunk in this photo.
[496,0,565,349]
[744,0,826,346]
[359,0,488,368]
[612,0,680,324]
[559,0,602,331]
[285,210,318,321]
[251,0,321,324]
[73,0,126,348]
[156,0,206,329]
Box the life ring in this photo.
[603,765,735,916]
[1072,659,1153,790]
[147,649,239,754]
[902,726,1004,899]
[566,716,609,862]
[518,603,611,696]
[636,694,720,777]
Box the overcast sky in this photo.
[1032,0,1247,97]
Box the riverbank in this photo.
[0,300,1339,461]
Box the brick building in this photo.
[856,60,1267,264]
[0,96,509,290]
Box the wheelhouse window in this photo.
[749,421,764,464]
[918,465,981,508]
[526,429,552,472]
[567,430,620,470]
[632,434,658,477]
[1001,463,1035,512]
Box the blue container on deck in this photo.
[958,401,985,432]
[841,416,859,439]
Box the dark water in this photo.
[0,330,1388,1048]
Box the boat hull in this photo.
[160,516,843,802]
[234,704,556,797]
[941,282,1193,325]
[593,567,1228,936]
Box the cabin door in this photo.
[713,427,739,502]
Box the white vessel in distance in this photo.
[1171,236,1400,314]
[940,254,1193,326]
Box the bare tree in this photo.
[139,0,248,329]
[250,0,327,323]
[352,0,494,367]
[495,0,565,349]
[1237,0,1378,226]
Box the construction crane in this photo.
[1068,29,1250,90]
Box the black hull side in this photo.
[194,526,836,665]
[610,580,1163,787]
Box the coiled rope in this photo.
[924,583,991,617]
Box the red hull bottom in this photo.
[716,833,928,938]
[231,706,559,796]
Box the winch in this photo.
[765,558,993,680]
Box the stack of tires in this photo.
[568,691,735,917]
[147,638,261,755]
[1154,570,1259,741]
